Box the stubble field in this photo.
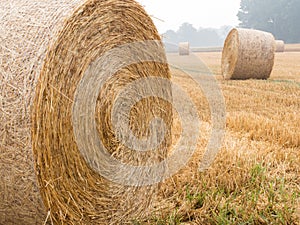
[145,52,300,224]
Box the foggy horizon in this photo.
[136,0,241,33]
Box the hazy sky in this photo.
[136,0,241,33]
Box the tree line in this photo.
[163,24,232,48]
[237,0,300,43]
[163,0,300,47]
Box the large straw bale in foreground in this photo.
[222,28,276,80]
[0,0,172,224]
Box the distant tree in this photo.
[237,0,300,43]
[163,30,179,52]
[162,23,224,47]
[177,23,199,45]
[163,30,179,44]
[197,28,222,47]
[285,0,300,43]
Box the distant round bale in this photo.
[179,42,190,55]
[275,40,285,52]
[221,28,276,80]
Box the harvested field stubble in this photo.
[145,52,300,224]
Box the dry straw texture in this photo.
[222,28,276,80]
[179,42,190,56]
[0,0,171,224]
[275,40,285,52]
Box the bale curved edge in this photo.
[221,28,276,80]
[0,0,172,224]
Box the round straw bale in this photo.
[179,42,190,55]
[0,0,172,224]
[275,40,285,52]
[221,28,276,80]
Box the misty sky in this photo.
[136,0,241,33]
